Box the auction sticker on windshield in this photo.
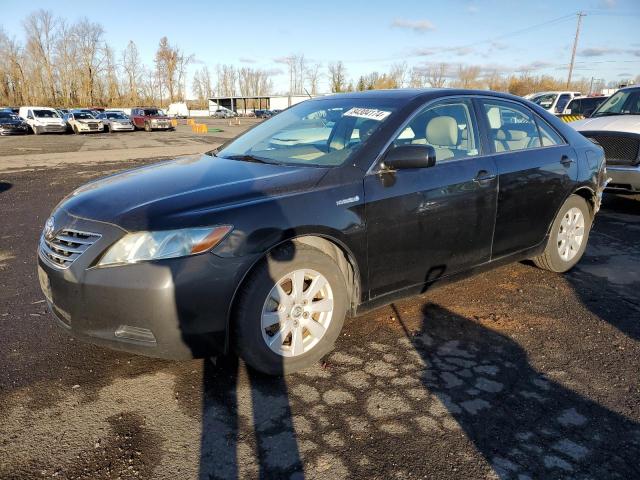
[343,108,391,121]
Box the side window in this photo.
[535,115,565,147]
[481,100,541,153]
[392,98,480,163]
[555,94,572,113]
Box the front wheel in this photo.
[234,244,348,375]
[532,194,592,272]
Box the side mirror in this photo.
[382,144,437,170]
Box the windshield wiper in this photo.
[222,154,273,164]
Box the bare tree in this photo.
[216,64,237,97]
[307,63,321,95]
[427,63,447,88]
[454,64,481,88]
[122,40,142,104]
[328,61,347,93]
[71,18,105,105]
[389,62,408,88]
[23,10,60,103]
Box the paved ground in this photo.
[0,156,639,480]
[0,118,261,172]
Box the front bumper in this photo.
[110,123,135,131]
[150,122,173,130]
[77,124,104,133]
[37,211,255,359]
[0,126,28,135]
[605,165,640,193]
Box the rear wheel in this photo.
[234,244,347,375]
[532,194,592,272]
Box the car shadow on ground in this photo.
[396,302,640,479]
[565,193,640,341]
[0,181,12,193]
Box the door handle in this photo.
[473,170,496,184]
[560,155,574,167]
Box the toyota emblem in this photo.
[44,217,55,240]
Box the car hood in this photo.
[36,117,65,124]
[146,116,171,120]
[60,155,329,231]
[0,118,25,125]
[570,115,640,134]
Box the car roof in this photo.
[314,88,529,105]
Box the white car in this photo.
[570,86,640,194]
[527,91,583,115]
[63,111,105,134]
[96,111,135,132]
[18,106,67,134]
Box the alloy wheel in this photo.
[557,207,585,261]
[261,269,334,357]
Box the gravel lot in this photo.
[0,139,639,479]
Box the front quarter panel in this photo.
[211,165,368,289]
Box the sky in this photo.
[1,0,639,95]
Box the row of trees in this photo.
[0,10,198,107]
[327,61,636,96]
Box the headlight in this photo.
[97,225,232,267]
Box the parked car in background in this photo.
[1,107,20,115]
[254,109,273,118]
[571,86,640,194]
[0,110,29,135]
[130,107,174,131]
[212,109,234,119]
[38,89,606,375]
[19,106,67,134]
[63,110,104,134]
[528,91,583,115]
[565,96,609,118]
[96,111,135,132]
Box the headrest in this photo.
[496,128,529,141]
[426,116,458,147]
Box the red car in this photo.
[130,107,174,131]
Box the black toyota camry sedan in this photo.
[38,89,607,374]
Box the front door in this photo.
[364,98,498,299]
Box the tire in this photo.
[532,194,592,273]
[234,243,348,375]
[144,122,151,132]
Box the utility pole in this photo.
[567,12,586,89]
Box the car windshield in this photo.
[530,93,557,109]
[106,112,128,119]
[143,109,164,116]
[216,98,398,167]
[591,89,640,117]
[75,112,95,120]
[34,109,60,118]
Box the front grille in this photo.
[40,229,101,269]
[88,123,98,130]
[584,134,640,166]
[43,125,66,132]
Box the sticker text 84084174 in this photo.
[343,108,391,121]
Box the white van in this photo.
[19,106,67,134]
[167,102,189,118]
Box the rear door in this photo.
[478,98,578,258]
[364,97,498,298]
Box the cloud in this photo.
[239,57,256,64]
[413,45,474,57]
[467,4,479,13]
[617,72,632,77]
[598,0,616,8]
[391,18,436,33]
[579,47,622,57]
